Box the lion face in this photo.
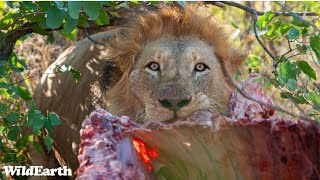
[128,37,232,121]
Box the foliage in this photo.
[215,2,319,121]
[0,1,96,179]
[252,4,320,120]
[0,1,319,179]
[0,53,62,179]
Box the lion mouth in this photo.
[146,94,210,122]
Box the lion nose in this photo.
[158,98,191,110]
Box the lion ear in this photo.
[227,49,248,73]
[232,49,248,67]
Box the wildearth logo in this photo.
[3,166,72,176]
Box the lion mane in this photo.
[106,5,246,118]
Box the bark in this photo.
[0,23,34,61]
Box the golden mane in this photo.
[105,5,247,118]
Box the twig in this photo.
[267,74,310,118]
[288,40,292,51]
[286,53,301,59]
[276,2,319,31]
[310,52,320,71]
[275,41,297,67]
[84,29,107,46]
[252,11,277,74]
[10,72,55,85]
[313,82,320,93]
[214,1,318,17]
[298,75,309,91]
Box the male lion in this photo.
[34,6,247,173]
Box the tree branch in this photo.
[263,73,310,119]
[10,72,55,85]
[276,2,319,31]
[0,15,124,61]
[213,1,319,17]
[211,1,319,75]
[0,23,34,61]
[252,11,277,74]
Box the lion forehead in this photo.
[136,37,220,68]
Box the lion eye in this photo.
[146,62,160,71]
[194,63,209,72]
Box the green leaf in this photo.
[6,2,17,8]
[60,29,77,41]
[7,126,20,141]
[287,79,297,91]
[121,2,130,9]
[56,64,70,72]
[17,86,32,100]
[265,21,281,40]
[0,126,6,133]
[49,113,61,126]
[48,32,55,44]
[26,13,46,23]
[0,173,5,180]
[231,21,239,29]
[68,1,82,19]
[82,2,102,20]
[287,27,300,40]
[298,61,317,80]
[16,135,33,149]
[9,54,24,72]
[78,15,89,28]
[6,112,18,123]
[0,82,9,88]
[38,1,49,11]
[296,44,307,54]
[46,8,66,29]
[280,92,306,104]
[20,2,38,11]
[301,28,308,36]
[2,153,15,163]
[94,10,109,25]
[33,114,44,134]
[54,1,64,8]
[33,26,50,35]
[177,1,186,8]
[64,14,78,34]
[291,18,310,27]
[257,11,275,28]
[245,55,261,69]
[27,109,42,127]
[310,36,320,60]
[0,64,10,78]
[286,62,300,80]
[278,62,288,84]
[70,69,82,80]
[44,118,53,134]
[44,136,53,152]
[278,62,300,84]
[33,141,44,154]
[293,95,307,104]
[56,64,82,80]
[308,92,320,105]
[279,23,291,35]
